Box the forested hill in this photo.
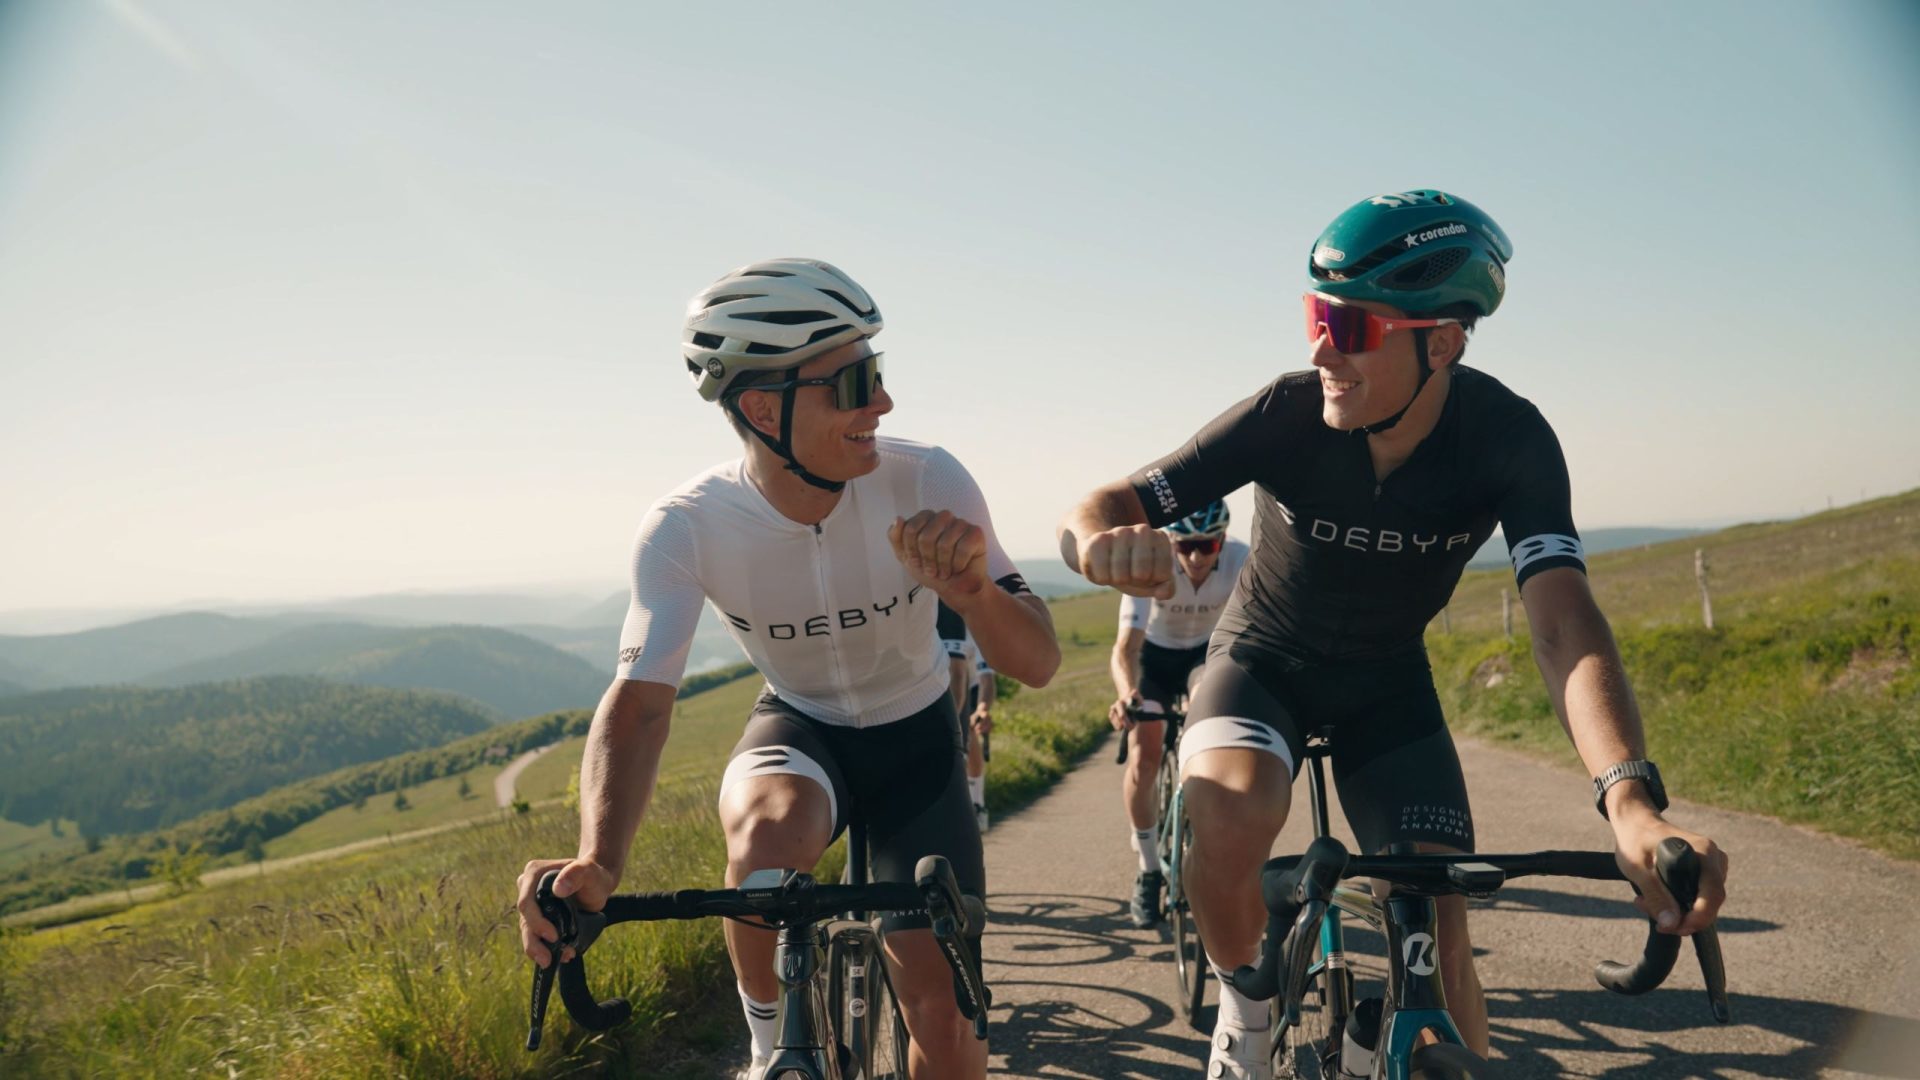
[144,624,607,718]
[0,677,498,837]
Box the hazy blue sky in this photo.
[3,0,1916,617]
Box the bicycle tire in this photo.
[1409,1041,1491,1079]
[827,928,911,1080]
[1168,805,1208,1026]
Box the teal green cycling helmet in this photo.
[1307,190,1512,317]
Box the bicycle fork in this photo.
[766,925,843,1080]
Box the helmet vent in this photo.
[738,270,793,278]
[691,331,725,349]
[703,293,762,308]
[817,289,873,316]
[1385,247,1468,291]
[732,310,836,326]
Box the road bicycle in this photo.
[1116,699,1208,1025]
[526,820,990,1080]
[1227,730,1729,1079]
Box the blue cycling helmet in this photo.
[1167,501,1230,538]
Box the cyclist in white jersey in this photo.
[938,602,998,831]
[1109,501,1247,926]
[514,259,1059,1080]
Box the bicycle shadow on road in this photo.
[1483,886,1779,935]
[983,892,1213,1078]
[1483,985,1920,1079]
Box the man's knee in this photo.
[1182,750,1290,855]
[720,777,832,867]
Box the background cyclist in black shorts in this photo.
[1060,191,1730,1078]
[1107,501,1246,927]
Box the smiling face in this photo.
[1308,295,1464,432]
[733,339,892,483]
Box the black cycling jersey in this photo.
[1131,367,1584,664]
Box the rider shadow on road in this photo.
[983,892,1215,1078]
[1483,985,1920,1079]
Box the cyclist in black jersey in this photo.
[1059,191,1729,1077]
[516,260,1058,1080]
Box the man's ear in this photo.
[735,388,782,439]
[1427,323,1467,370]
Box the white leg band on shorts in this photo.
[1177,716,1297,779]
[719,745,839,832]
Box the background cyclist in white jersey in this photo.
[1107,501,1247,927]
[513,259,1058,1080]
[938,601,999,832]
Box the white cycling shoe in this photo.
[1205,1019,1273,1079]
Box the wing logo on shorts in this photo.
[1231,720,1275,747]
[748,748,791,772]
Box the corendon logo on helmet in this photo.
[1403,223,1469,248]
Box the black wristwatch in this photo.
[1592,759,1669,820]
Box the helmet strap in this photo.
[726,370,848,494]
[1353,328,1434,437]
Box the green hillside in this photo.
[0,592,1121,1078]
[1429,489,1920,856]
[0,677,497,838]
[147,623,606,719]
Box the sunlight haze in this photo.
[3,0,1916,618]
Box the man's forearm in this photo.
[1534,619,1656,814]
[954,589,1059,687]
[1110,636,1143,700]
[577,689,672,876]
[1058,482,1147,573]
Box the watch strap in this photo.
[1593,759,1668,819]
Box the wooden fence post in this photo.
[1501,588,1512,640]
[1695,548,1714,630]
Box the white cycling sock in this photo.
[739,984,778,1061]
[1209,957,1271,1033]
[968,775,985,807]
[1133,825,1159,872]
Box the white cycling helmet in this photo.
[684,258,883,401]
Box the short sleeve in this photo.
[1118,593,1150,632]
[1496,409,1587,589]
[613,503,707,686]
[920,447,1031,596]
[1129,380,1293,528]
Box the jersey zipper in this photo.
[810,520,854,723]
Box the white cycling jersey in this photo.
[1117,537,1250,650]
[616,437,1028,727]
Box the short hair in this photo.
[1416,301,1481,364]
[721,369,783,441]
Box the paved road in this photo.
[976,733,1920,1079]
[496,744,555,808]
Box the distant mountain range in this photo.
[0,615,606,718]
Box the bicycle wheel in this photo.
[1168,802,1207,1026]
[1280,965,1352,1079]
[1409,1041,1491,1078]
[828,928,911,1080]
[1153,751,1178,872]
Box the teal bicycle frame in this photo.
[1300,743,1468,1079]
